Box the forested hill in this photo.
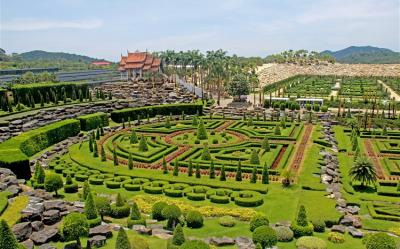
[321,46,400,64]
[19,50,102,62]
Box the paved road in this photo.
[378,80,400,101]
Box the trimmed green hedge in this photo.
[0,119,80,179]
[78,112,109,131]
[110,103,203,123]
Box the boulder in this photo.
[331,225,346,234]
[38,243,57,249]
[132,225,152,235]
[44,200,68,211]
[89,225,112,238]
[43,210,61,225]
[348,227,363,238]
[88,235,107,248]
[12,222,32,241]
[30,227,59,244]
[209,237,236,246]
[152,228,173,239]
[21,239,34,249]
[31,221,44,231]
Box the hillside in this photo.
[19,50,103,62]
[322,46,400,64]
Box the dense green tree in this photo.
[130,201,141,220]
[165,117,171,128]
[162,204,182,230]
[209,160,215,179]
[250,149,260,164]
[60,213,89,248]
[82,180,90,200]
[130,129,138,144]
[115,228,131,249]
[171,224,185,246]
[262,162,269,184]
[89,136,94,152]
[227,73,250,100]
[128,153,134,170]
[101,145,106,162]
[274,124,281,135]
[33,161,45,186]
[96,127,100,140]
[94,196,111,220]
[261,136,270,151]
[201,144,211,160]
[93,141,98,158]
[138,134,149,152]
[44,173,63,196]
[0,219,18,249]
[220,164,226,181]
[162,156,168,174]
[235,160,242,181]
[197,119,208,140]
[349,157,377,187]
[85,192,99,220]
[296,205,308,226]
[252,225,277,249]
[188,159,193,177]
[195,163,201,178]
[251,165,258,183]
[173,158,179,176]
[192,116,198,126]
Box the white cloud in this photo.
[1,18,103,31]
[297,0,396,24]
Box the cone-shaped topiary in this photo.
[128,153,134,170]
[116,193,125,207]
[162,156,168,174]
[96,127,100,140]
[188,160,193,177]
[397,180,400,192]
[93,141,99,158]
[251,165,258,183]
[85,192,99,220]
[130,129,138,144]
[138,134,149,152]
[220,164,226,181]
[101,145,106,162]
[0,219,18,248]
[172,223,185,246]
[261,136,270,151]
[89,136,93,152]
[296,205,308,226]
[115,227,131,249]
[274,124,281,135]
[165,117,171,128]
[192,116,198,126]
[82,180,91,200]
[33,161,45,186]
[262,162,269,184]
[113,147,118,165]
[197,119,208,140]
[250,149,260,164]
[173,158,179,176]
[236,160,242,181]
[201,144,211,160]
[209,160,215,179]
[130,201,141,220]
[195,163,201,178]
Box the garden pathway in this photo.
[289,124,313,174]
[378,80,400,101]
[363,139,386,180]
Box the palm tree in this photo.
[349,157,377,188]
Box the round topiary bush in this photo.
[186,210,204,228]
[250,213,269,232]
[233,191,264,207]
[295,236,327,249]
[273,226,294,242]
[364,232,396,249]
[152,201,168,221]
[180,240,210,249]
[252,225,277,249]
[291,222,314,237]
[130,235,149,249]
[219,216,236,227]
[311,219,326,233]
[328,232,345,244]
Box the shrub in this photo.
[127,201,146,227]
[212,138,218,144]
[180,240,210,249]
[197,119,208,140]
[0,219,18,248]
[152,201,168,221]
[170,224,185,247]
[186,210,204,228]
[250,149,260,164]
[311,219,326,232]
[250,213,269,232]
[60,213,89,246]
[365,232,396,249]
[295,236,327,249]
[138,134,149,152]
[291,222,314,237]
[201,144,211,160]
[115,228,131,249]
[85,192,99,221]
[131,235,149,249]
[44,173,63,196]
[94,196,111,220]
[162,204,182,230]
[63,175,78,193]
[274,226,294,242]
[252,225,277,249]
[328,232,345,244]
[78,112,108,131]
[219,216,236,227]
[110,194,130,218]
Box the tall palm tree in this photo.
[349,157,377,187]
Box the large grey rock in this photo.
[331,225,346,234]
[132,225,152,235]
[12,222,32,241]
[44,200,68,211]
[31,221,44,231]
[21,239,34,249]
[43,210,61,225]
[152,228,173,239]
[209,237,236,246]
[38,243,56,249]
[88,235,107,248]
[89,225,112,238]
[348,226,363,238]
[30,227,59,244]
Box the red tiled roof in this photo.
[143,65,152,70]
[151,58,161,67]
[126,52,147,63]
[144,55,154,65]
[120,56,127,66]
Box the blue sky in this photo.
[1,0,399,61]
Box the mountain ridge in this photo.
[321,46,400,64]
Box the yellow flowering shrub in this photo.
[133,195,256,221]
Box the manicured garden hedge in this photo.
[110,103,203,123]
[78,112,109,131]
[0,119,80,179]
